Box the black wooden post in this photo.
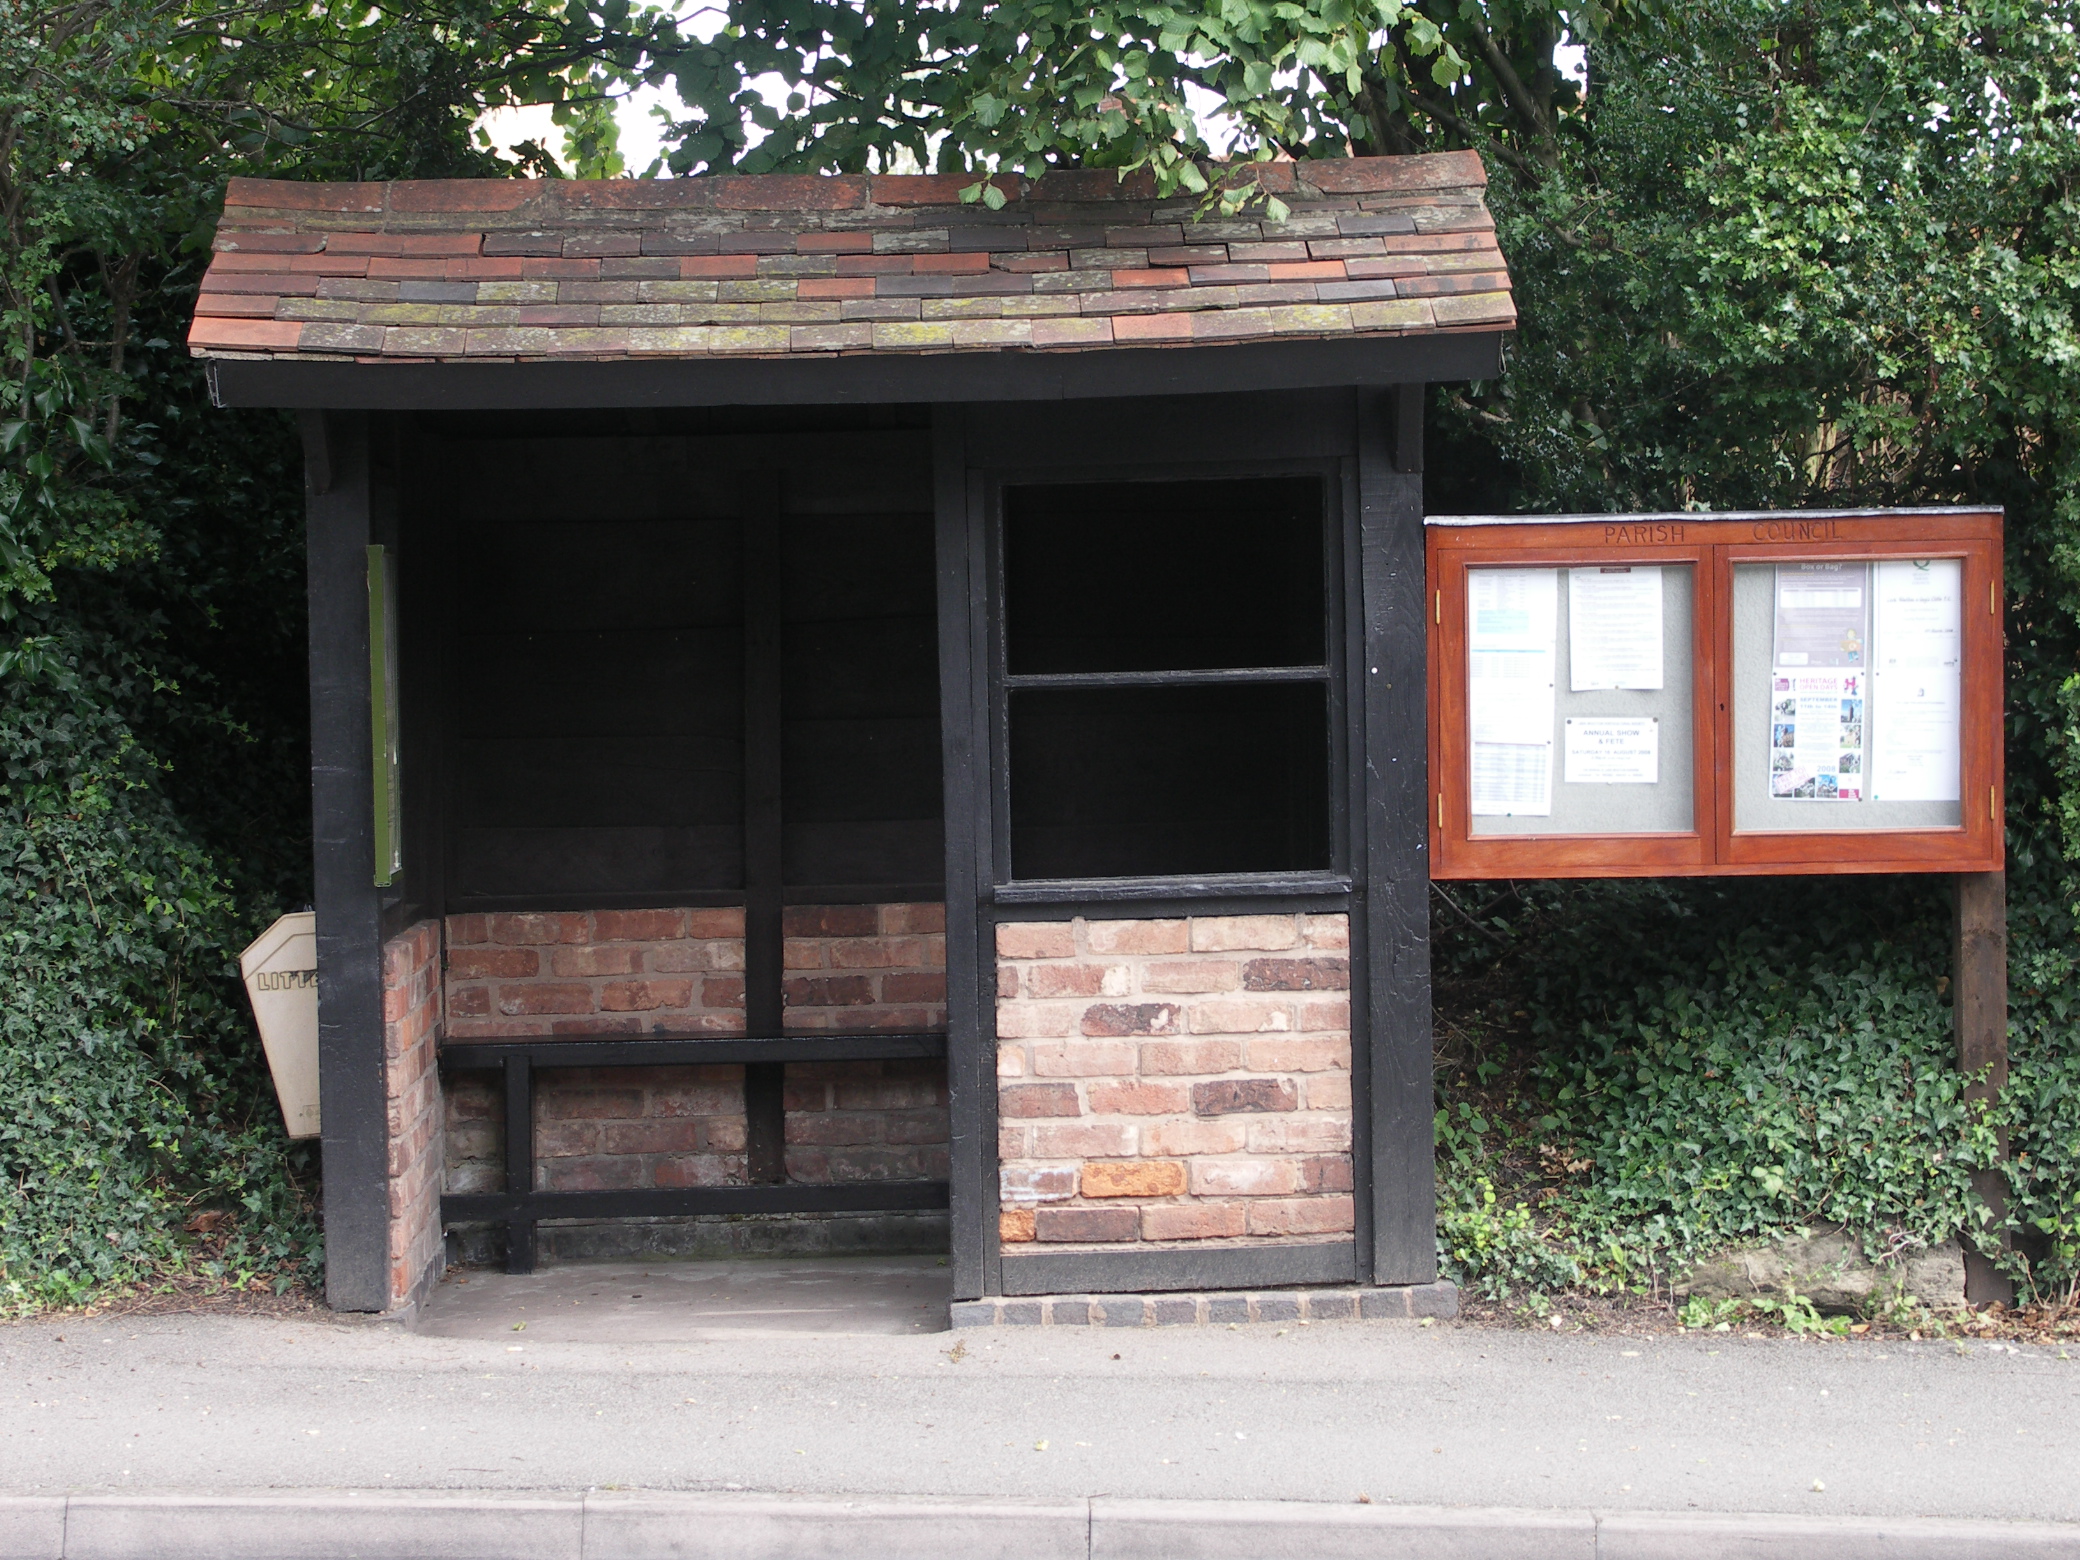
[1954,870,2013,1305]
[1337,442,1375,1280]
[933,407,993,1301]
[502,1054,537,1272]
[1359,385,1437,1285]
[302,410,391,1311]
[742,476,787,1182]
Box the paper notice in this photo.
[1468,568,1557,815]
[1564,717,1659,784]
[1765,562,1870,802]
[1568,567,1663,690]
[1870,559,1961,802]
[1773,562,1869,668]
[1472,743,1552,815]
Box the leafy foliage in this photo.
[0,619,319,1309]
[1432,0,2080,849]
[1435,869,2080,1308]
[633,0,1582,203]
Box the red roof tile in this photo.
[190,154,1511,364]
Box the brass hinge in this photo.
[1435,590,1442,625]
[1437,792,1445,829]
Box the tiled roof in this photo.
[189,153,1511,364]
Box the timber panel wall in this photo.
[427,416,943,909]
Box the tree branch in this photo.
[1403,88,1539,177]
[1461,9,1552,149]
[1432,882,1514,947]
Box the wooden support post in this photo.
[1953,870,2013,1306]
[1361,385,1437,1285]
[304,411,393,1312]
[502,1054,537,1274]
[742,478,787,1183]
[932,405,993,1302]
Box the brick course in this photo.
[444,908,746,1039]
[443,903,946,1038]
[781,902,947,1031]
[446,1057,949,1193]
[996,914,1351,1250]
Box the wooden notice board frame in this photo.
[1427,508,2004,879]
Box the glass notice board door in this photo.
[1466,562,1697,837]
[1731,559,1964,832]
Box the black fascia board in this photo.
[207,332,1504,410]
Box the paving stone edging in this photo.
[4,1491,2077,1560]
[950,1281,1460,1328]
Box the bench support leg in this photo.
[503,1055,537,1274]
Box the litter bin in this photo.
[239,912,320,1138]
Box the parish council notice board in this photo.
[1426,509,2002,879]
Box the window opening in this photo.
[1000,477,1335,881]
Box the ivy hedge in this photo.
[1433,867,2080,1307]
[1,620,320,1310]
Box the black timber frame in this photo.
[740,473,788,1185]
[222,335,1498,412]
[304,411,392,1312]
[297,346,1468,1309]
[932,386,1436,1301]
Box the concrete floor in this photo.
[414,1255,954,1342]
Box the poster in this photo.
[1773,562,1869,668]
[1564,717,1659,785]
[1870,559,1961,802]
[1568,566,1663,690]
[1468,568,1556,816]
[1770,670,1864,800]
[1769,563,1867,801]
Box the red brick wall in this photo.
[382,920,445,1307]
[444,908,747,1039]
[784,1059,950,1183]
[442,904,948,1203]
[994,913,1352,1249]
[783,902,947,1031]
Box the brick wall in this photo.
[783,1059,949,1182]
[382,920,445,1307]
[783,902,947,1031]
[442,904,949,1211]
[444,908,747,1039]
[995,913,1352,1249]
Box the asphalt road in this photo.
[3,1268,2075,1522]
